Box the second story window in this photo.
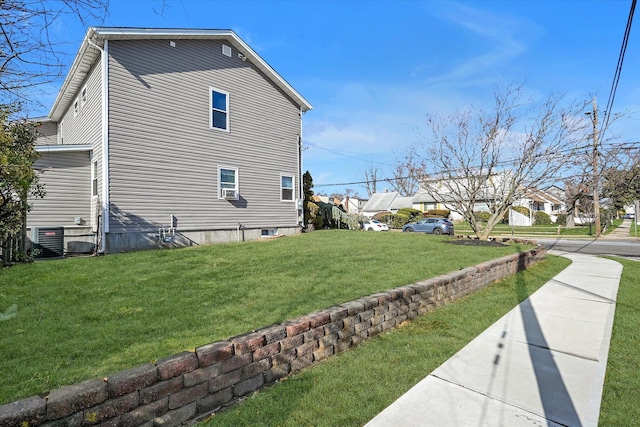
[281,175,294,201]
[210,88,229,131]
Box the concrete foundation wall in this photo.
[0,244,546,427]
[105,227,300,253]
[26,226,300,256]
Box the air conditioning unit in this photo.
[31,227,64,259]
[222,188,237,199]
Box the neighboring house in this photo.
[343,196,368,214]
[28,27,312,254]
[361,191,400,217]
[514,187,566,222]
[412,190,441,213]
[417,173,513,221]
[388,196,414,213]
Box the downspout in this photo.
[88,38,110,254]
[298,107,304,227]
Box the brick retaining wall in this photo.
[0,245,546,427]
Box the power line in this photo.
[313,140,640,188]
[601,0,636,135]
[303,141,396,167]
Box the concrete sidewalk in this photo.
[365,252,623,427]
[603,218,639,240]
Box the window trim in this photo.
[73,99,79,117]
[280,174,295,202]
[91,159,98,197]
[218,166,238,200]
[210,87,229,132]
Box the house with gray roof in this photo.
[361,191,399,217]
[28,27,312,254]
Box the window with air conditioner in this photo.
[219,166,238,199]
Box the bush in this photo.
[534,211,552,225]
[372,211,392,222]
[425,209,450,218]
[396,208,422,223]
[555,213,567,225]
[474,211,491,222]
[390,214,409,229]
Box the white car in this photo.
[362,220,389,231]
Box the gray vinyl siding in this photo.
[35,121,58,146]
[58,59,103,148]
[27,151,91,227]
[107,39,301,232]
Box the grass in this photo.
[204,255,571,426]
[454,219,624,237]
[599,257,640,425]
[0,230,531,404]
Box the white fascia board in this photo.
[36,144,92,153]
[49,28,100,122]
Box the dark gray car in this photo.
[402,218,454,235]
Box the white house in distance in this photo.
[28,27,312,255]
[362,174,568,226]
[513,186,566,223]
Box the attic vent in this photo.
[222,44,232,57]
[170,41,176,47]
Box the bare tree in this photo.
[405,84,586,240]
[389,143,427,196]
[362,163,381,197]
[0,0,108,109]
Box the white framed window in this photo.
[81,86,88,106]
[73,99,79,117]
[91,159,98,197]
[281,174,294,201]
[218,166,238,199]
[210,87,229,131]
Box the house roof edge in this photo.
[48,27,312,121]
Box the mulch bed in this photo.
[445,239,507,247]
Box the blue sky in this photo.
[35,0,639,198]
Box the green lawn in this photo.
[599,257,640,425]
[454,219,623,237]
[206,255,640,427]
[0,230,531,404]
[205,255,571,426]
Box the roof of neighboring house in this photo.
[49,27,313,122]
[362,191,399,213]
[389,196,414,211]
[312,195,327,203]
[522,187,563,205]
[412,190,437,203]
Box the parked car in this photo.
[623,213,635,219]
[402,217,454,235]
[362,220,390,231]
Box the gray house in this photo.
[29,27,312,254]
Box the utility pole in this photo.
[587,98,601,238]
